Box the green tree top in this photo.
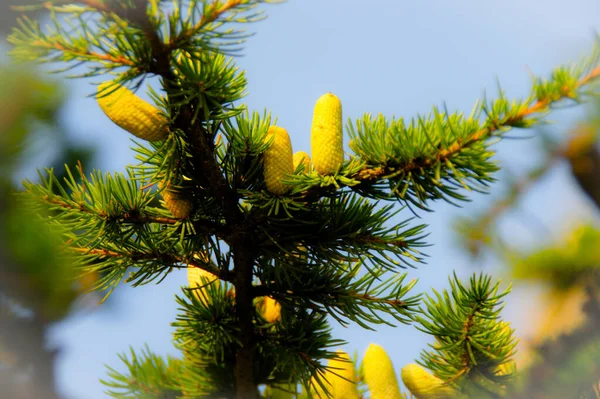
[7,1,600,398]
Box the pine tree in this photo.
[7,1,600,398]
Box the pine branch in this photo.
[168,0,246,50]
[43,195,179,224]
[101,346,184,398]
[258,260,420,329]
[290,60,600,209]
[71,246,234,282]
[414,273,517,397]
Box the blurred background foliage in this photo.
[455,100,600,398]
[0,64,99,398]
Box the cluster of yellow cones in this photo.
[306,344,458,399]
[263,91,344,195]
[96,80,345,217]
[265,344,465,399]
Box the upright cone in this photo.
[311,92,343,175]
[312,351,360,399]
[97,81,169,141]
[401,364,457,399]
[263,126,294,195]
[362,344,404,399]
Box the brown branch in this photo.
[349,292,407,308]
[232,235,258,399]
[70,246,235,282]
[42,196,182,225]
[31,39,135,66]
[42,190,232,237]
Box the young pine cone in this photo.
[263,126,294,195]
[97,81,169,142]
[319,350,360,399]
[401,364,457,399]
[158,181,194,219]
[362,343,404,399]
[311,92,344,175]
[187,265,218,307]
[257,296,281,324]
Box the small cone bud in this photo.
[159,181,194,218]
[293,151,312,171]
[311,92,343,175]
[258,296,282,323]
[263,126,294,195]
[401,364,456,399]
[97,81,168,141]
[362,344,403,399]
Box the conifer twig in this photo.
[71,246,235,282]
[371,68,599,181]
[168,0,244,50]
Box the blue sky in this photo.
[30,1,600,397]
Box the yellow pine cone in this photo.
[311,92,344,175]
[362,343,404,399]
[187,265,218,307]
[401,364,457,399]
[263,126,294,195]
[293,151,312,171]
[312,351,360,399]
[159,182,194,219]
[258,296,282,323]
[97,81,168,141]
